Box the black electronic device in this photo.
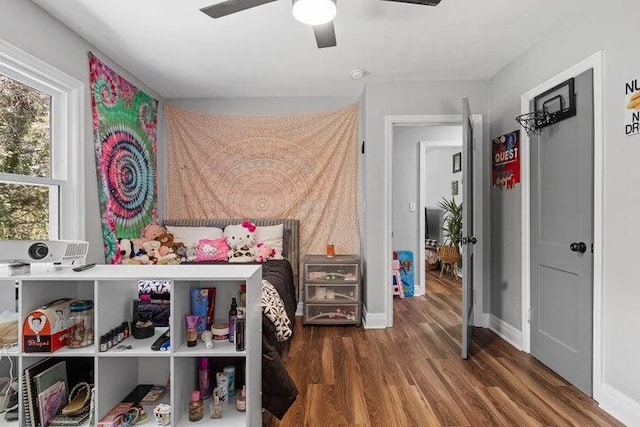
[151,329,170,351]
[72,263,96,272]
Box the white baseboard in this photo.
[295,301,303,317]
[597,383,640,426]
[476,312,490,328]
[362,306,386,329]
[488,314,523,350]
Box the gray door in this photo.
[461,98,476,360]
[530,70,594,395]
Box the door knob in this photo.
[569,242,587,253]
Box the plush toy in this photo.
[132,224,167,249]
[156,233,183,253]
[186,245,198,262]
[142,240,177,264]
[118,238,135,260]
[224,221,258,263]
[118,238,149,265]
[254,242,276,263]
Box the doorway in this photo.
[419,139,463,292]
[520,52,604,398]
[384,114,484,330]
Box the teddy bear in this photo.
[155,232,184,256]
[254,242,276,263]
[132,224,167,249]
[224,220,258,263]
[142,240,178,264]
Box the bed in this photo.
[163,218,299,419]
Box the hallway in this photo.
[268,271,622,426]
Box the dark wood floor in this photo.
[266,270,623,426]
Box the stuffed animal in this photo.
[224,221,258,263]
[118,238,149,265]
[118,238,135,260]
[132,224,167,249]
[156,233,183,253]
[254,242,276,263]
[143,240,177,264]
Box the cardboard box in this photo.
[23,298,74,353]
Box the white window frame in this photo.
[0,39,85,240]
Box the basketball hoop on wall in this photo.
[516,77,577,138]
[515,111,549,137]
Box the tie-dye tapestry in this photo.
[89,53,158,264]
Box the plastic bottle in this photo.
[199,358,211,400]
[235,313,245,352]
[236,385,246,412]
[188,390,203,422]
[228,298,238,343]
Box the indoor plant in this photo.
[437,197,463,272]
[438,197,463,250]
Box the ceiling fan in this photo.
[200,0,442,49]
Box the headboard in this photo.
[163,218,300,297]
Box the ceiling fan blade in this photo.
[380,0,441,5]
[200,0,278,18]
[313,21,337,49]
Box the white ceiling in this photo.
[32,0,590,99]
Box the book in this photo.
[37,380,66,427]
[22,367,33,427]
[139,385,166,404]
[23,358,60,427]
[121,384,153,404]
[33,361,68,413]
[97,402,132,427]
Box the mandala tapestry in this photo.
[89,53,158,264]
[164,103,360,264]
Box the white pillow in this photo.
[255,224,284,260]
[166,226,224,247]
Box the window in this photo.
[0,39,84,241]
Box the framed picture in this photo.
[452,152,462,173]
[451,180,459,195]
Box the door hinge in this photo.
[527,308,531,323]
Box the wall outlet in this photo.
[409,202,416,212]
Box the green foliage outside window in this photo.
[0,75,51,240]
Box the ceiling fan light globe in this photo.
[292,0,336,26]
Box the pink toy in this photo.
[254,242,276,263]
[392,259,404,298]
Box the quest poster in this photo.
[492,130,520,190]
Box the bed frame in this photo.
[163,218,300,300]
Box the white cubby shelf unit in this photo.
[3,264,262,427]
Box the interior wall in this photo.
[489,0,640,420]
[392,126,461,257]
[362,80,491,319]
[424,147,463,210]
[0,0,165,264]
